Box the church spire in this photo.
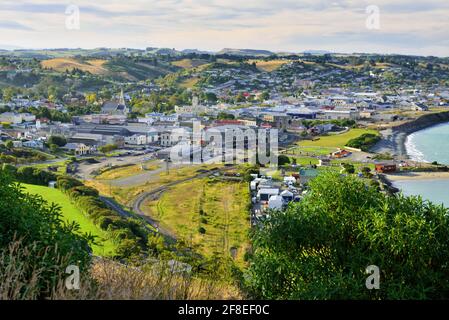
[119,88,126,106]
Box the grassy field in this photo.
[285,146,339,156]
[299,129,379,149]
[41,58,109,75]
[247,59,290,72]
[171,59,209,69]
[145,178,251,266]
[22,184,117,256]
[180,77,200,89]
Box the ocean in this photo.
[395,122,449,207]
[405,122,449,164]
[393,179,449,208]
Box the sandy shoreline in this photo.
[371,111,449,158]
[385,171,449,182]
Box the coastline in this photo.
[371,111,449,158]
[385,171,449,182]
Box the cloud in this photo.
[0,0,447,56]
[0,21,33,31]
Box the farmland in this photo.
[248,59,290,72]
[41,58,109,75]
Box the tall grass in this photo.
[1,240,242,300]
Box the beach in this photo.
[371,111,449,158]
[386,171,449,181]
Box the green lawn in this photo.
[289,146,339,156]
[299,129,379,149]
[289,156,320,166]
[22,184,117,257]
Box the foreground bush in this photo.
[1,239,241,300]
[0,172,92,298]
[246,172,449,299]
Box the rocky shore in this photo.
[371,111,449,157]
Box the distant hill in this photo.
[41,58,109,75]
[0,48,145,59]
[145,47,180,56]
[181,49,213,55]
[41,57,178,81]
[302,50,333,55]
[216,48,275,57]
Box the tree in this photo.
[235,92,246,103]
[5,140,14,150]
[203,92,218,104]
[217,112,235,120]
[85,92,97,105]
[48,135,67,147]
[278,155,291,166]
[2,87,15,102]
[260,91,270,102]
[98,144,118,154]
[246,172,449,299]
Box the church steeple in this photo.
[119,89,126,106]
[119,88,130,115]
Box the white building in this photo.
[62,143,94,156]
[320,109,360,120]
[125,134,148,145]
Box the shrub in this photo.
[346,133,381,151]
[0,172,92,298]
[57,175,83,191]
[278,155,291,166]
[246,172,449,299]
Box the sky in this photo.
[0,0,448,57]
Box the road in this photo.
[109,161,184,187]
[75,153,157,181]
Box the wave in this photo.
[405,133,429,163]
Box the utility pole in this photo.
[165,158,171,175]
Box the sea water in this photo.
[405,122,449,164]
[393,179,449,208]
[397,122,449,207]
